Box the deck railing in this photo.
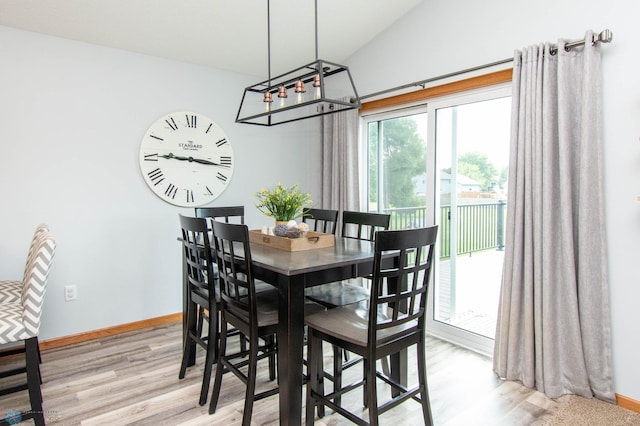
[382,200,506,258]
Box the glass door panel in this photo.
[428,88,511,354]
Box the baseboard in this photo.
[39,312,182,351]
[617,393,640,414]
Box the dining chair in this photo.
[195,205,245,225]
[305,226,438,426]
[305,211,391,308]
[177,214,219,406]
[304,210,391,406]
[302,208,338,235]
[0,223,49,304]
[0,230,56,426]
[207,221,280,425]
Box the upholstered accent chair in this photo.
[0,230,56,426]
[0,223,49,304]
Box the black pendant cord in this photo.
[314,0,318,60]
[266,0,271,88]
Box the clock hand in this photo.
[160,153,229,167]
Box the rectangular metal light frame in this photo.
[235,59,361,126]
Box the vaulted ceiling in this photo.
[0,0,423,76]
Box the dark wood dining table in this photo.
[248,236,404,426]
[181,234,405,425]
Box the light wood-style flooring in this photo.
[0,321,558,425]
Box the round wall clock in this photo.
[139,111,234,207]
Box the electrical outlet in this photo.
[64,285,77,302]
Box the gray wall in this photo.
[346,0,640,403]
[0,25,321,338]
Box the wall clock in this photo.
[139,111,234,207]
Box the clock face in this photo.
[139,111,234,207]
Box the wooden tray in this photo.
[249,230,335,252]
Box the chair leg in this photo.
[208,321,229,415]
[198,305,218,406]
[366,355,379,426]
[179,302,197,379]
[305,331,323,425]
[332,344,343,407]
[25,337,44,426]
[417,339,434,426]
[267,335,276,381]
[242,334,259,426]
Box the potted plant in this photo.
[255,183,312,235]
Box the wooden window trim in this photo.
[360,68,513,113]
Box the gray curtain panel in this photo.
[493,31,615,402]
[321,107,360,212]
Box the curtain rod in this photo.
[360,29,613,101]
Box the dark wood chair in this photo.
[305,226,438,426]
[303,210,391,405]
[177,214,219,406]
[195,205,245,225]
[207,221,280,425]
[302,207,338,235]
[305,211,391,308]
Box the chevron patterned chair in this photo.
[0,230,56,426]
[0,223,49,304]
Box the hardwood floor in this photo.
[0,321,557,425]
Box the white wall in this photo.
[0,25,321,339]
[346,0,640,402]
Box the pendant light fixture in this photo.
[236,0,361,126]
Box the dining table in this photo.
[181,233,406,425]
[248,236,405,426]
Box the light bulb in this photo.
[263,92,273,112]
[277,85,288,109]
[313,74,321,99]
[294,80,306,104]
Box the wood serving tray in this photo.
[249,230,335,251]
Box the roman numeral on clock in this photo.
[166,117,178,131]
[165,183,178,199]
[147,168,164,185]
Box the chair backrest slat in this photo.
[211,221,258,332]
[302,208,338,235]
[179,214,216,307]
[342,211,391,242]
[368,226,438,342]
[195,206,245,226]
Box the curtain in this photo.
[493,31,615,402]
[320,107,361,212]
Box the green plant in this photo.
[255,183,313,222]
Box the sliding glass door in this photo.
[426,86,511,354]
[362,85,510,355]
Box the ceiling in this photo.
[0,0,423,77]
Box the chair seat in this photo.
[305,301,418,347]
[0,281,22,304]
[304,281,370,308]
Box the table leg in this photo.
[277,275,305,426]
